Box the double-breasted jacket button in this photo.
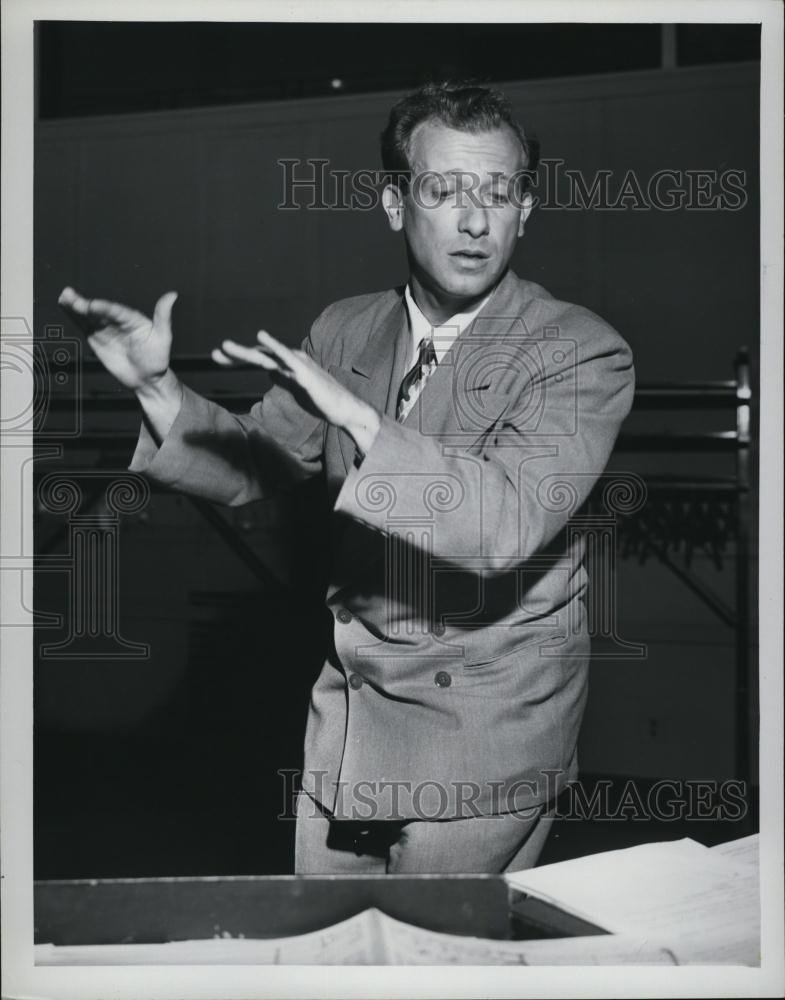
[432,623,446,637]
[434,670,452,688]
[336,608,353,624]
[348,673,364,690]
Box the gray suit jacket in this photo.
[130,268,635,820]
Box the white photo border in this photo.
[2,1,782,998]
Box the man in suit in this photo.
[58,82,635,874]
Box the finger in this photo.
[219,340,280,371]
[57,286,93,317]
[211,348,235,366]
[58,288,135,327]
[86,298,136,325]
[255,330,298,368]
[153,291,178,330]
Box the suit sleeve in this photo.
[334,315,635,572]
[127,311,332,506]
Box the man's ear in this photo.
[382,183,405,232]
[518,191,534,237]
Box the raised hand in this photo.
[214,331,381,456]
[58,287,177,392]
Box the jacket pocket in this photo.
[461,626,568,670]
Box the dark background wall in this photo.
[36,22,759,118]
[33,22,760,878]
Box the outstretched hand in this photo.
[214,331,381,455]
[57,287,381,456]
[58,287,177,392]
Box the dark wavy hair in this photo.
[380,80,539,193]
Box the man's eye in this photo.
[490,192,509,205]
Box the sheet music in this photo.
[710,833,759,871]
[376,913,677,965]
[506,837,760,965]
[36,835,761,967]
[35,909,382,965]
[35,907,676,967]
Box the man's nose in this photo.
[458,204,490,239]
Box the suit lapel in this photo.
[330,270,525,453]
[328,271,529,602]
[329,292,408,474]
[400,269,523,439]
[402,358,511,441]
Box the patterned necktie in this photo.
[397,337,437,422]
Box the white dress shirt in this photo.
[403,283,493,368]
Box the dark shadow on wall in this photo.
[34,480,332,878]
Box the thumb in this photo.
[153,291,178,331]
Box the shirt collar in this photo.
[403,283,492,365]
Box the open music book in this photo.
[34,907,675,966]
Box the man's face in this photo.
[385,120,531,313]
